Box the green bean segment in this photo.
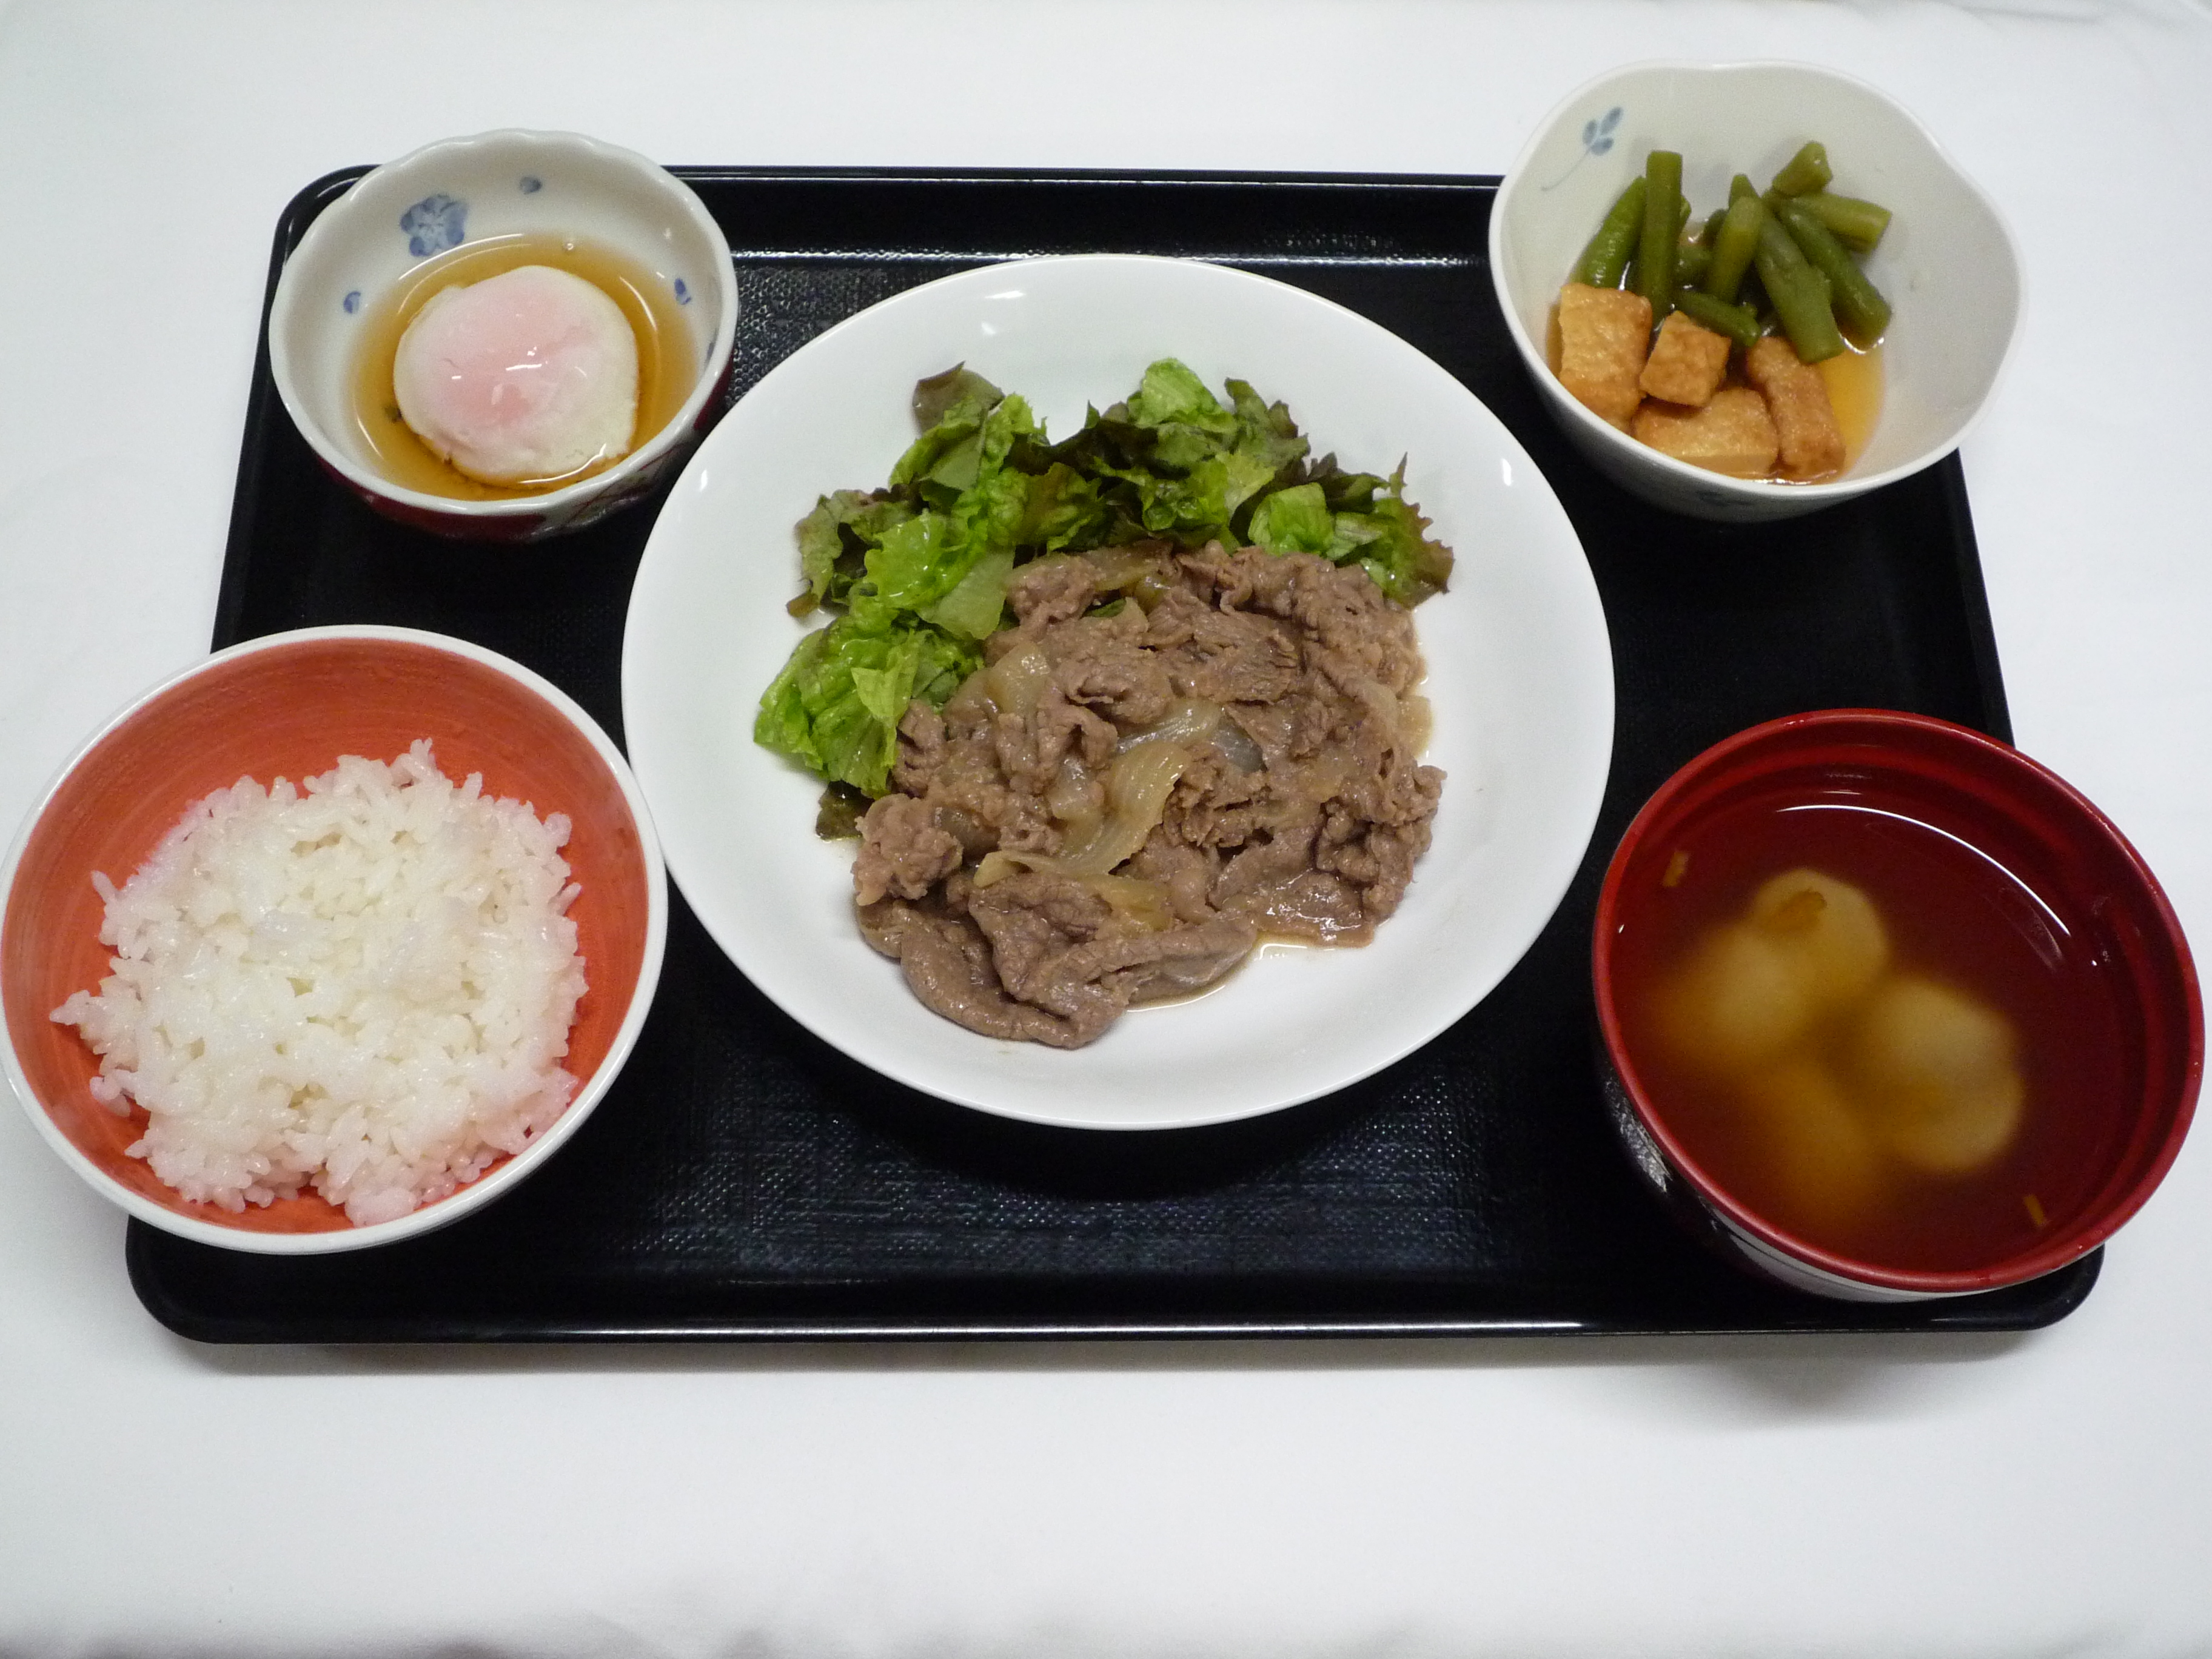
[1671,289,1762,350]
[1625,198,1692,299]
[1562,139,1893,399]
[1703,192,1766,306]
[1775,199,1891,341]
[1637,150,1683,317]
[1739,263,1773,324]
[1754,216,1846,361]
[1797,191,1892,253]
[1574,176,1647,287]
[1771,141,1833,197]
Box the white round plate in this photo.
[622,254,1613,1130]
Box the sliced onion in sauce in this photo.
[969,851,1175,931]
[942,665,997,726]
[1058,741,1192,875]
[1116,698,1223,755]
[1209,716,1265,774]
[1046,756,1104,838]
[987,641,1053,716]
[1342,672,1403,738]
[1088,873,1175,930]
[1080,543,1162,588]
[974,740,1193,888]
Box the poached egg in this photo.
[392,264,640,486]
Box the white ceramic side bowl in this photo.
[269,129,739,540]
[1490,61,2022,523]
[1,626,669,1253]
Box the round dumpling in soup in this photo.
[1657,921,1814,1074]
[1737,1057,1888,1235]
[1656,868,1889,1076]
[1846,974,2024,1174]
[1748,868,1889,1016]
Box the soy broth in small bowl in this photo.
[1594,710,2199,1301]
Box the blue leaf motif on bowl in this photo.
[343,290,362,315]
[674,277,691,306]
[1542,106,1626,190]
[1581,106,1622,157]
[519,175,542,195]
[400,193,468,258]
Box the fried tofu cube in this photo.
[1557,283,1653,429]
[1632,387,1780,478]
[1746,335,1846,480]
[1638,311,1733,407]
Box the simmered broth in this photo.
[1814,343,1884,471]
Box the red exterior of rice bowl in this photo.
[1592,709,2200,1301]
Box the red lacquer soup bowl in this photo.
[1,628,666,1253]
[1594,709,2199,1302]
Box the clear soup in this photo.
[1610,785,2130,1273]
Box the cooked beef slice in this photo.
[1145,588,1305,706]
[853,543,1445,1046]
[890,702,948,796]
[1005,554,1098,630]
[857,891,1093,1047]
[852,794,962,906]
[970,871,1258,1045]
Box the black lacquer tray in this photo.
[126,167,2097,1341]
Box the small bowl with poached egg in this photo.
[268,129,738,540]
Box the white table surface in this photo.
[4,1,2210,1653]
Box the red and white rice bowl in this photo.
[1,626,666,1253]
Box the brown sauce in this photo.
[348,232,693,500]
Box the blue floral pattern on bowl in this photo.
[1541,106,1624,191]
[400,193,468,257]
[674,277,691,306]
[519,175,542,195]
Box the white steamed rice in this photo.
[52,739,588,1227]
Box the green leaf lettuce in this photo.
[753,613,981,797]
